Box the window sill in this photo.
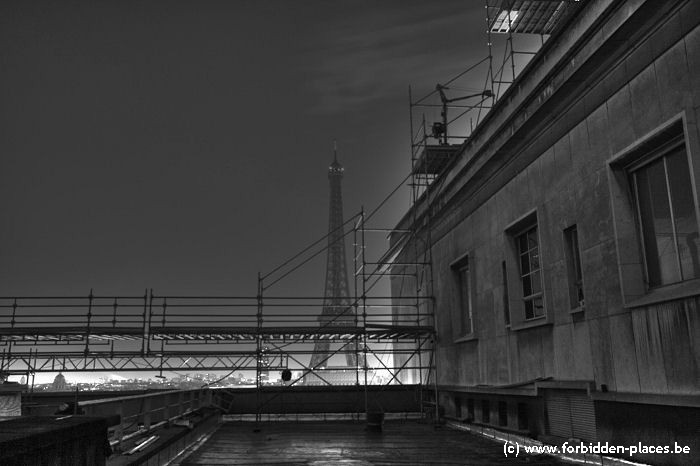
[569,306,585,314]
[625,278,700,309]
[511,316,551,332]
[453,334,478,343]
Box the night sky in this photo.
[1,1,509,299]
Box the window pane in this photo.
[666,148,700,280]
[532,296,544,317]
[635,159,680,285]
[502,261,510,326]
[530,248,540,270]
[524,300,534,319]
[564,225,584,309]
[460,276,469,304]
[522,274,532,296]
[520,253,530,275]
[518,234,528,253]
[531,270,542,294]
[528,228,538,250]
[458,266,472,335]
[572,230,582,282]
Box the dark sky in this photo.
[1,1,501,298]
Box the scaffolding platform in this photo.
[412,145,461,176]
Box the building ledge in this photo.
[591,391,700,407]
[438,384,537,397]
[510,317,551,332]
[534,380,596,395]
[624,279,700,309]
[453,334,478,344]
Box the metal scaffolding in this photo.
[408,0,582,202]
[0,207,436,414]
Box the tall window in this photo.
[502,261,511,326]
[564,225,584,310]
[457,261,473,335]
[630,143,700,287]
[516,225,544,319]
[451,254,473,336]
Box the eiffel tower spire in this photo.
[310,143,357,369]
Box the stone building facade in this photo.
[391,1,700,463]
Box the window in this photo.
[517,402,529,430]
[608,118,700,305]
[630,143,700,287]
[564,225,584,310]
[451,254,473,337]
[504,211,548,327]
[516,225,544,319]
[502,261,511,326]
[481,400,490,423]
[498,401,508,427]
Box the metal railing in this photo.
[0,294,432,333]
[78,388,211,447]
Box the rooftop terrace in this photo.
[174,420,565,465]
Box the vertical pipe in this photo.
[158,297,167,378]
[507,0,516,82]
[360,208,369,416]
[409,85,418,204]
[142,289,150,356]
[112,297,118,328]
[256,272,263,424]
[74,385,79,414]
[353,220,360,387]
[85,290,93,356]
[485,0,495,98]
[10,298,17,329]
[27,347,33,396]
[432,335,440,422]
[441,100,448,145]
[421,115,428,198]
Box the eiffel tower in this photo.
[309,144,357,369]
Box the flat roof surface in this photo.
[178,420,565,465]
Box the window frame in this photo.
[502,260,511,327]
[450,252,475,341]
[514,224,545,320]
[563,224,585,312]
[607,114,700,307]
[504,210,550,330]
[627,138,699,288]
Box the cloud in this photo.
[306,2,486,115]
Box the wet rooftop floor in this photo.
[177,420,565,465]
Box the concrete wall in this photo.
[393,0,700,396]
[214,385,424,414]
[595,401,700,466]
[0,416,110,465]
